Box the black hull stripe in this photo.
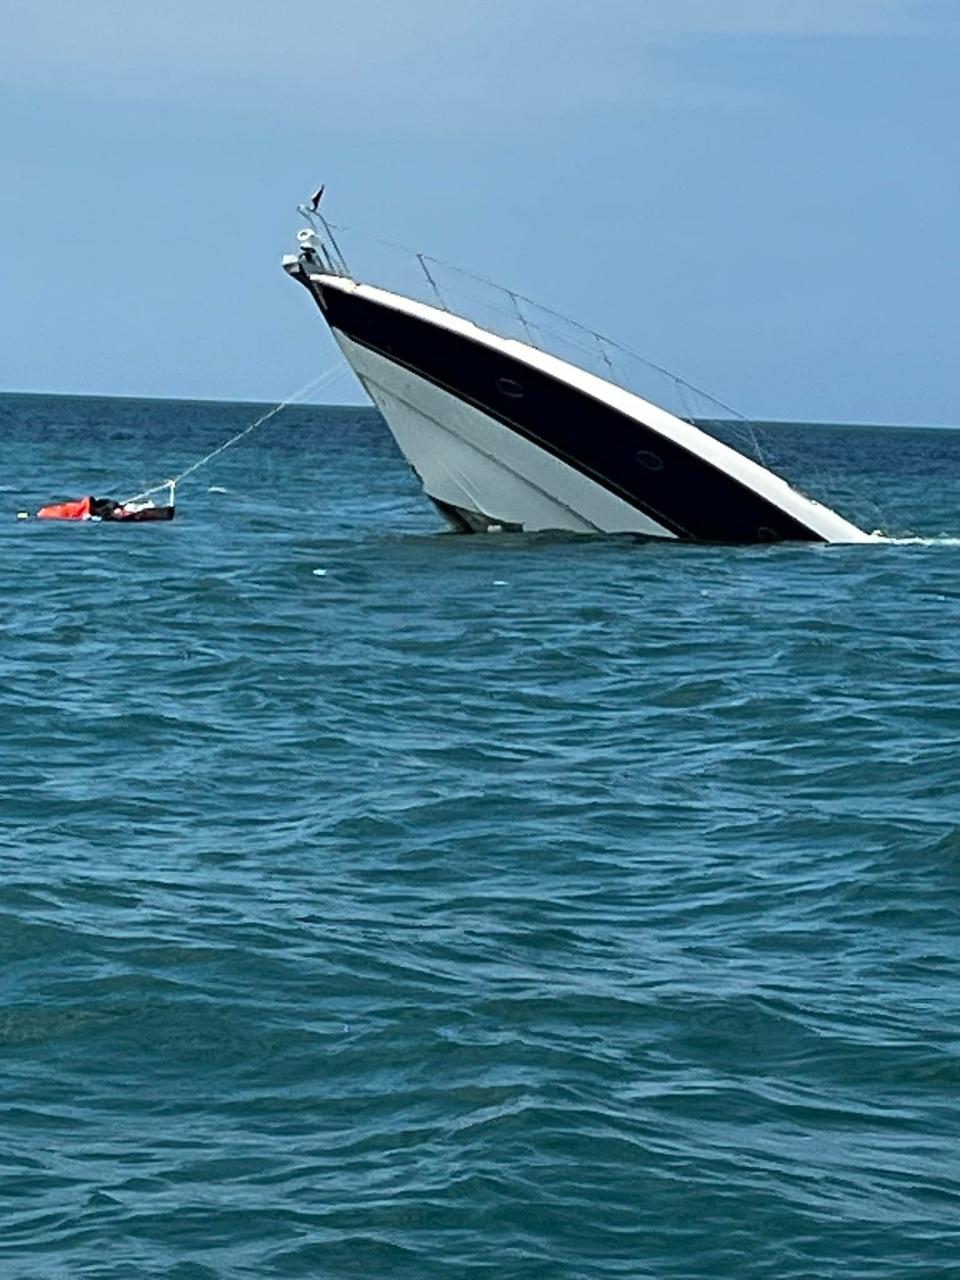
[314,282,825,543]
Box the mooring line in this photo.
[122,363,344,505]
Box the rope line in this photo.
[122,363,343,504]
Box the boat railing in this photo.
[297,210,828,477]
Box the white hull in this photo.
[335,332,676,537]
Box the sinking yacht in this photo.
[283,214,872,544]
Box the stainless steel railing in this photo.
[294,209,800,476]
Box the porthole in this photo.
[635,449,664,471]
[756,526,779,541]
[496,376,525,399]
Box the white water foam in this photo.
[877,534,960,546]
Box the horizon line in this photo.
[1,387,956,433]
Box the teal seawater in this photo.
[2,392,960,1279]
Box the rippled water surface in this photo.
[2,393,960,1278]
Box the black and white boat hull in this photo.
[285,254,873,545]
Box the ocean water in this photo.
[2,391,960,1279]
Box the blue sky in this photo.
[1,0,957,424]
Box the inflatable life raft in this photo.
[36,496,175,522]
